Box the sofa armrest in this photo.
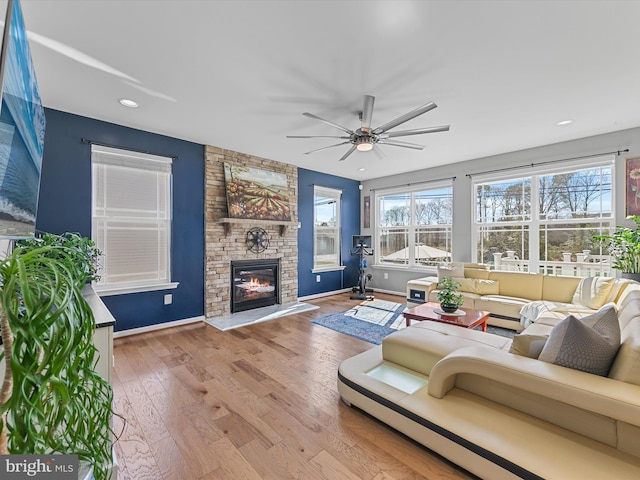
[406,276,439,303]
[428,346,640,427]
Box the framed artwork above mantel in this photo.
[223,163,292,221]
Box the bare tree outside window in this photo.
[475,163,613,275]
[378,186,453,267]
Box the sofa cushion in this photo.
[539,306,620,376]
[608,284,640,385]
[437,263,464,280]
[475,295,528,319]
[464,268,491,280]
[509,334,548,358]
[452,277,499,295]
[541,275,582,303]
[488,271,543,301]
[382,321,511,376]
[571,277,615,310]
[522,322,554,337]
[462,262,489,270]
[606,278,632,304]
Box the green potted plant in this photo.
[436,276,464,313]
[0,232,116,480]
[594,215,640,282]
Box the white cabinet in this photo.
[82,285,115,384]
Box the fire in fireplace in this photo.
[231,258,280,313]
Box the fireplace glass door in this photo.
[231,259,279,312]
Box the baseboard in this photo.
[298,287,405,301]
[298,288,351,301]
[113,315,205,338]
[371,287,405,297]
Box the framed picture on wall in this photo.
[625,156,640,216]
[223,163,292,221]
[363,195,371,228]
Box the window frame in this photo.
[374,179,453,270]
[471,155,615,274]
[312,185,345,273]
[91,144,178,296]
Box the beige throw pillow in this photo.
[571,277,615,310]
[437,263,464,281]
[509,334,548,359]
[538,306,620,376]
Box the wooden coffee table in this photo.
[404,302,490,331]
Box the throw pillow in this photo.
[538,306,620,376]
[437,263,464,281]
[509,334,548,359]
[571,277,615,310]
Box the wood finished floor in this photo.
[112,292,476,480]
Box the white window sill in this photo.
[312,266,346,273]
[371,264,437,274]
[95,282,180,297]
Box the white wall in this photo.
[362,126,640,295]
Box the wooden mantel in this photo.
[218,217,298,236]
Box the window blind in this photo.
[91,145,172,291]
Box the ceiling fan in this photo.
[287,95,450,161]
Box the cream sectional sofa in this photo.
[338,280,640,479]
[406,265,629,331]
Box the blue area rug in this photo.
[311,300,516,345]
[311,301,408,345]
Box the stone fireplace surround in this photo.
[204,146,298,319]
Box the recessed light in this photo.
[358,167,366,171]
[118,98,138,108]
[557,119,573,126]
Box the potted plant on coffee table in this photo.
[594,215,640,282]
[436,276,464,313]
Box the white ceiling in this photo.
[17,0,640,181]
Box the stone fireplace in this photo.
[204,146,298,319]
[230,258,280,313]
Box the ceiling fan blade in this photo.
[372,101,438,134]
[377,139,425,150]
[287,135,350,139]
[384,125,450,138]
[303,112,354,134]
[339,145,357,161]
[372,144,386,160]
[304,141,351,155]
[361,95,375,132]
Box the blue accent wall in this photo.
[37,108,204,332]
[297,168,360,297]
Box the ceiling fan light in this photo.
[356,139,374,152]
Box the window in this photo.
[92,145,176,294]
[313,186,342,271]
[377,182,453,267]
[473,157,614,275]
